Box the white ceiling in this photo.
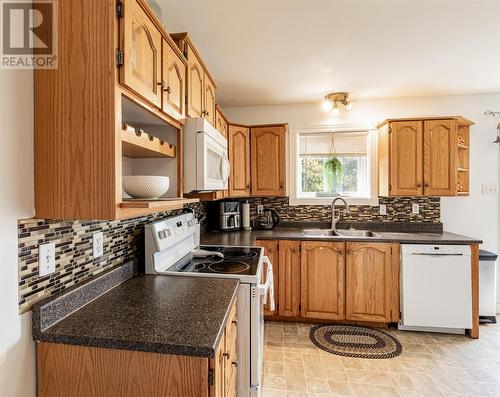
[157,0,500,107]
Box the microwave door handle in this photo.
[222,154,231,184]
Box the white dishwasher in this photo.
[399,244,472,334]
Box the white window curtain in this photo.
[299,132,368,158]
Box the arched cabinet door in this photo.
[203,77,216,126]
[423,119,458,196]
[300,241,345,320]
[121,0,162,107]
[228,125,251,197]
[161,39,185,117]
[250,125,286,196]
[345,242,395,323]
[389,120,423,196]
[186,45,204,118]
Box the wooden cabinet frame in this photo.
[378,116,474,197]
[35,0,197,220]
[171,33,218,126]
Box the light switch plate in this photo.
[93,232,104,258]
[412,203,420,215]
[39,243,56,277]
[257,205,264,214]
[482,184,498,195]
[379,204,387,215]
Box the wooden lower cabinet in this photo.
[256,240,279,316]
[301,241,345,320]
[38,300,238,397]
[256,240,400,324]
[345,242,398,323]
[278,241,301,318]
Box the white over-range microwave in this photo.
[184,118,230,193]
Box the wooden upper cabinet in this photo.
[186,45,204,118]
[424,119,457,196]
[161,39,186,117]
[250,125,286,196]
[171,33,218,126]
[256,240,279,316]
[121,0,162,107]
[228,125,251,197]
[300,242,345,320]
[278,241,301,318]
[378,116,473,197]
[204,78,216,126]
[215,106,228,139]
[345,242,393,323]
[389,120,423,196]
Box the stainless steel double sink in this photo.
[301,229,381,238]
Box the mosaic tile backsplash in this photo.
[244,196,441,224]
[17,203,207,313]
[18,196,437,312]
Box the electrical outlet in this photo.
[379,204,387,215]
[482,184,498,195]
[93,232,104,258]
[412,203,420,215]
[257,205,264,214]
[39,243,55,277]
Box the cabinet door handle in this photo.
[223,352,230,359]
[231,360,238,367]
[164,86,171,94]
[424,183,430,188]
[158,80,165,87]
[232,320,238,326]
[417,183,422,187]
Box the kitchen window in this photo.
[289,125,378,205]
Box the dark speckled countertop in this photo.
[200,227,482,246]
[35,275,239,358]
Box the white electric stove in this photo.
[145,211,274,397]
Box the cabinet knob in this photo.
[223,352,230,359]
[157,80,165,87]
[292,249,297,253]
[231,360,238,367]
[424,183,430,188]
[164,86,171,94]
[417,183,422,187]
[232,320,238,326]
[347,250,352,255]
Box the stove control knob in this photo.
[158,230,167,239]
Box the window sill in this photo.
[289,196,379,206]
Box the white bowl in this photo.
[123,176,170,199]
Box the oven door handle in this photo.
[257,256,275,311]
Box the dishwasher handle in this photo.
[410,253,464,256]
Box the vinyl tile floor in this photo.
[262,320,500,397]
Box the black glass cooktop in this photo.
[168,246,262,276]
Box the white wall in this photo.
[0,70,36,395]
[225,93,500,306]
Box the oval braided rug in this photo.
[310,325,402,359]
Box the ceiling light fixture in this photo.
[322,92,353,115]
[484,110,500,144]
